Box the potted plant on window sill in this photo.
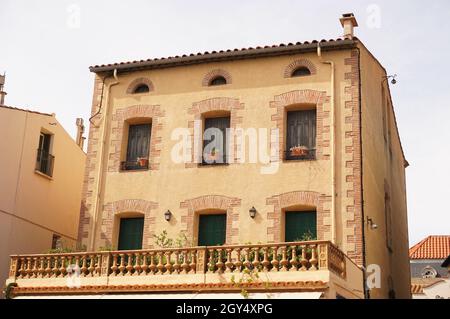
[289,145,309,157]
[137,157,149,167]
[206,148,220,161]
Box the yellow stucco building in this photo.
[0,83,86,297]
[5,14,410,299]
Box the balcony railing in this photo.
[285,149,316,161]
[8,241,346,280]
[35,148,55,177]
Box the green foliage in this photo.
[153,230,191,248]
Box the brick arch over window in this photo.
[108,105,165,172]
[202,69,232,86]
[284,59,317,78]
[266,191,331,243]
[101,199,158,249]
[180,195,241,244]
[126,78,154,94]
[186,97,245,168]
[269,89,331,161]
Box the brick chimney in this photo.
[75,118,85,149]
[0,73,7,106]
[340,13,358,39]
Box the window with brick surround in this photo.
[291,67,312,77]
[121,122,151,171]
[285,109,316,161]
[202,115,230,165]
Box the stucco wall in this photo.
[359,44,410,298]
[0,107,86,295]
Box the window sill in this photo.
[119,168,150,173]
[198,163,230,167]
[34,170,53,180]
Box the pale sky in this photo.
[1,0,449,246]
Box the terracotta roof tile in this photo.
[0,104,53,117]
[409,236,450,259]
[89,38,356,73]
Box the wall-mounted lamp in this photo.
[249,207,257,219]
[366,217,378,230]
[164,210,172,222]
[383,74,397,85]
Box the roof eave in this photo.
[89,39,356,74]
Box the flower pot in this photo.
[137,158,148,167]
[290,148,309,157]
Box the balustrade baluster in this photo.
[234,248,242,273]
[88,255,95,276]
[125,253,133,276]
[59,256,67,278]
[243,248,251,270]
[189,250,196,274]
[38,257,45,278]
[181,250,189,274]
[140,253,148,276]
[149,252,156,275]
[111,254,118,276]
[310,245,318,270]
[81,256,88,277]
[95,254,102,276]
[156,252,164,274]
[52,257,59,278]
[173,251,181,274]
[118,254,126,276]
[133,253,142,276]
[216,249,224,273]
[31,257,38,278]
[252,248,260,270]
[207,249,215,273]
[280,246,288,271]
[300,245,308,271]
[165,251,173,274]
[270,247,279,272]
[289,245,298,271]
[44,257,52,278]
[225,249,233,273]
[262,247,270,272]
[19,258,26,278]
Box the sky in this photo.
[1,0,449,246]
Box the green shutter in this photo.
[118,218,144,250]
[198,214,226,246]
[285,211,317,242]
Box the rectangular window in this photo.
[118,217,145,250]
[202,116,230,165]
[36,133,54,176]
[286,110,316,160]
[51,234,61,250]
[285,211,317,242]
[122,123,151,171]
[198,214,226,246]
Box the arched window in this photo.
[291,67,312,77]
[209,76,227,86]
[133,84,150,94]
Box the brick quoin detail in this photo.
[284,59,317,78]
[343,50,363,265]
[185,97,244,168]
[180,195,241,245]
[266,191,331,243]
[126,77,154,94]
[269,90,331,161]
[108,105,165,172]
[202,69,232,86]
[101,199,158,249]
[78,76,104,245]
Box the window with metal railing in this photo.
[121,123,151,171]
[285,109,317,161]
[202,116,230,166]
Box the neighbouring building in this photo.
[410,235,450,299]
[5,13,410,299]
[0,74,86,297]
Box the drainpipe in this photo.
[317,44,337,245]
[89,69,120,251]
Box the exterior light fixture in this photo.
[164,210,172,222]
[366,217,378,230]
[383,74,397,85]
[249,207,257,219]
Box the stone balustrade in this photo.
[8,241,346,280]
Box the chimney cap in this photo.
[340,13,358,27]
